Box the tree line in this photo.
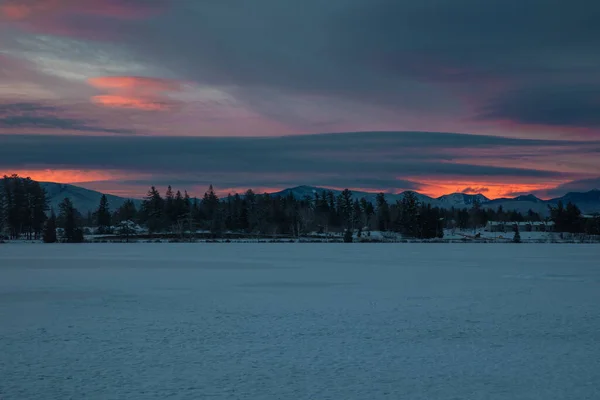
[2,175,599,242]
[1,175,84,242]
[91,184,599,240]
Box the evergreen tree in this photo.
[360,197,375,228]
[95,194,112,233]
[202,185,221,232]
[114,199,137,224]
[375,193,390,231]
[513,225,521,243]
[2,175,47,239]
[337,189,353,228]
[352,199,362,229]
[0,187,6,237]
[549,201,583,233]
[43,210,58,243]
[141,186,164,233]
[58,198,83,243]
[398,192,420,237]
[173,190,187,221]
[343,228,353,243]
[469,198,481,232]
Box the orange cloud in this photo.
[87,76,183,111]
[88,76,183,92]
[1,169,125,184]
[91,95,174,111]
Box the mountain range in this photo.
[34,182,600,216]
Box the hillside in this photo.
[40,182,142,214]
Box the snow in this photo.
[40,182,142,215]
[1,243,600,399]
[437,193,489,207]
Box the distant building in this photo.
[485,221,554,232]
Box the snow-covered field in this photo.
[1,243,599,399]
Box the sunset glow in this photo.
[1,169,131,184]
[91,95,173,111]
[415,180,566,200]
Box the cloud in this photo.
[0,0,165,21]
[0,131,589,190]
[2,0,600,137]
[0,102,59,114]
[89,95,172,111]
[0,115,133,134]
[460,187,490,194]
[0,101,134,134]
[100,0,599,134]
[478,84,600,129]
[87,76,183,111]
[87,76,183,92]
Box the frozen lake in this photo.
[1,243,599,399]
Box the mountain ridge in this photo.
[270,185,600,215]
[4,180,600,215]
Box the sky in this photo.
[0,0,599,199]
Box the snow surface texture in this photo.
[1,243,599,400]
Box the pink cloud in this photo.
[1,0,165,21]
[88,76,183,93]
[91,95,175,111]
[87,76,184,112]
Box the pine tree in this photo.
[352,199,362,230]
[96,194,111,234]
[375,193,390,231]
[164,185,175,225]
[58,198,83,243]
[27,179,48,239]
[0,188,6,238]
[1,175,47,239]
[513,225,521,243]
[114,200,137,224]
[43,210,58,243]
[337,189,353,228]
[202,185,220,226]
[399,192,420,237]
[343,228,353,243]
[142,186,164,233]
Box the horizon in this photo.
[1,2,599,199]
[5,175,598,202]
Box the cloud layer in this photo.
[1,132,598,198]
[1,0,599,138]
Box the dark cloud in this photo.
[2,0,599,135]
[0,102,59,114]
[0,102,135,134]
[107,0,600,130]
[479,85,600,128]
[0,132,582,190]
[0,116,133,134]
[461,187,490,194]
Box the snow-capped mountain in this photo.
[436,193,489,207]
[40,182,142,214]
[269,186,600,215]
[548,190,600,214]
